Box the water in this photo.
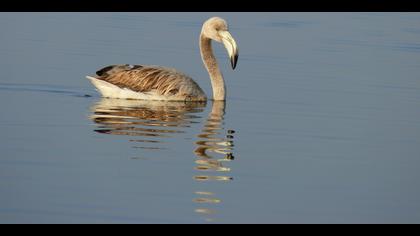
[0,13,420,223]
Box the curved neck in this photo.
[200,34,226,101]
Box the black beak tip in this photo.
[231,54,238,70]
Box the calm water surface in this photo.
[0,13,420,223]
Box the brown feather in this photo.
[94,65,206,100]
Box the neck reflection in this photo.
[89,99,236,222]
[193,100,236,222]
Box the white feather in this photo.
[86,76,176,100]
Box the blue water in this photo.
[0,13,420,223]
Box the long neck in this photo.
[200,33,226,101]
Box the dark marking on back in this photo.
[132,65,143,70]
[96,64,144,77]
[96,65,116,76]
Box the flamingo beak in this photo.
[220,31,239,70]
